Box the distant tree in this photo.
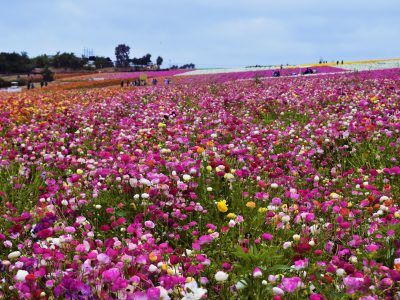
[0,52,33,73]
[42,66,54,82]
[144,53,152,66]
[156,56,163,67]
[33,54,51,67]
[52,52,83,69]
[179,63,195,69]
[93,56,114,69]
[115,44,131,68]
[170,65,179,70]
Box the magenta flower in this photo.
[102,267,121,282]
[281,277,302,293]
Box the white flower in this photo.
[235,280,247,290]
[336,268,345,276]
[157,286,171,300]
[139,178,151,186]
[206,187,213,192]
[310,225,320,235]
[182,174,191,182]
[129,178,138,187]
[380,196,389,202]
[314,175,320,182]
[8,251,21,259]
[349,256,358,263]
[181,280,207,300]
[272,287,285,295]
[16,270,29,281]
[141,193,149,199]
[228,220,236,228]
[293,234,301,241]
[148,264,158,272]
[215,271,229,282]
[270,183,279,189]
[283,241,292,249]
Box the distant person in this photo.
[120,81,124,87]
[341,60,344,64]
[45,81,48,87]
[31,83,34,89]
[27,82,31,90]
[336,61,339,65]
[40,81,44,88]
[126,80,129,86]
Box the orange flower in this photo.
[196,146,205,154]
[246,201,256,208]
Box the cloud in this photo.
[1,0,399,67]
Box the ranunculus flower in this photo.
[217,200,228,213]
[102,267,121,282]
[15,270,29,281]
[215,271,229,281]
[281,277,302,293]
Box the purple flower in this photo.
[54,277,93,300]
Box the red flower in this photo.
[25,274,36,283]
[294,243,311,253]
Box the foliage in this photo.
[115,44,131,68]
[156,56,163,66]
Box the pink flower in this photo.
[145,221,155,228]
[102,267,121,282]
[293,258,308,270]
[146,287,161,300]
[253,267,262,277]
[281,277,302,293]
[97,253,111,264]
[262,233,273,241]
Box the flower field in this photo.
[0,68,399,299]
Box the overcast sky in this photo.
[1,0,399,68]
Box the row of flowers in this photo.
[0,68,399,299]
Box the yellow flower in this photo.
[161,263,168,272]
[217,200,228,213]
[76,169,83,175]
[227,213,237,219]
[258,207,267,213]
[158,122,166,128]
[246,201,256,208]
[224,173,234,180]
[149,252,158,262]
[206,166,212,172]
